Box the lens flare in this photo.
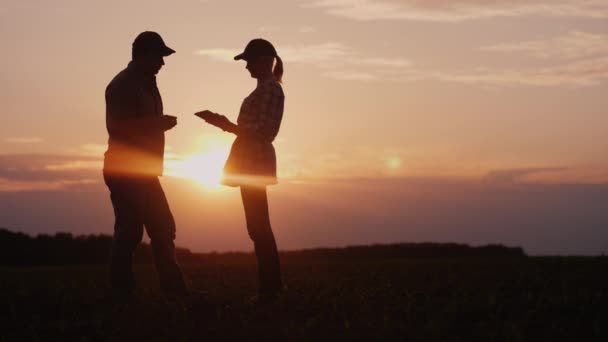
[164,136,231,189]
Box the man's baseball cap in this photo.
[132,31,175,57]
[234,38,277,61]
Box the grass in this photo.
[1,256,607,341]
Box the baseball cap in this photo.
[132,31,175,57]
[234,38,277,61]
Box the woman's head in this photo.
[235,39,283,83]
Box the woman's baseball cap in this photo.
[234,38,277,61]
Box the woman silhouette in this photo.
[196,38,284,301]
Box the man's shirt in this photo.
[104,62,165,176]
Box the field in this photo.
[2,256,607,341]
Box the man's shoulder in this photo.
[106,68,135,97]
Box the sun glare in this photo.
[165,136,232,189]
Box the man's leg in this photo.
[240,186,282,295]
[143,177,189,296]
[104,174,146,300]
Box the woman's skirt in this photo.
[221,136,278,187]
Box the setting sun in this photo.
[165,136,232,189]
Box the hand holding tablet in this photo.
[194,110,216,121]
[195,110,231,131]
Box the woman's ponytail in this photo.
[273,55,284,83]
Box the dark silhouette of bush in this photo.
[203,242,526,264]
[0,228,525,266]
[284,242,526,260]
[0,228,194,265]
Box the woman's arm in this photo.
[221,119,259,138]
[195,110,260,138]
[195,83,284,139]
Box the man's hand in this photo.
[159,115,178,131]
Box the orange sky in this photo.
[1,0,608,254]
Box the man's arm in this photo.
[106,83,177,135]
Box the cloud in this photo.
[283,43,351,64]
[195,42,411,81]
[483,167,567,184]
[428,57,608,87]
[280,146,416,180]
[299,26,316,33]
[280,145,508,180]
[79,144,107,155]
[321,70,377,81]
[44,160,102,171]
[258,25,279,33]
[196,43,410,67]
[483,166,608,185]
[0,154,102,192]
[356,57,411,68]
[316,57,608,86]
[468,31,608,86]
[4,137,43,144]
[479,31,608,60]
[284,43,412,68]
[193,48,240,61]
[196,43,352,64]
[374,56,608,87]
[280,144,608,184]
[195,39,608,86]
[0,178,97,192]
[4,174,608,254]
[304,0,608,22]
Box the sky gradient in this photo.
[1,0,607,255]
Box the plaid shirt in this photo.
[222,78,285,187]
[237,78,285,142]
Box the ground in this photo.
[2,256,607,341]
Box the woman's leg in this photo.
[240,186,282,295]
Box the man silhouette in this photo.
[103,31,188,301]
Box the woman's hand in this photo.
[195,110,232,131]
[194,110,216,121]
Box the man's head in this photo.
[131,31,175,75]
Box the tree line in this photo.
[0,228,525,266]
[0,228,194,265]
